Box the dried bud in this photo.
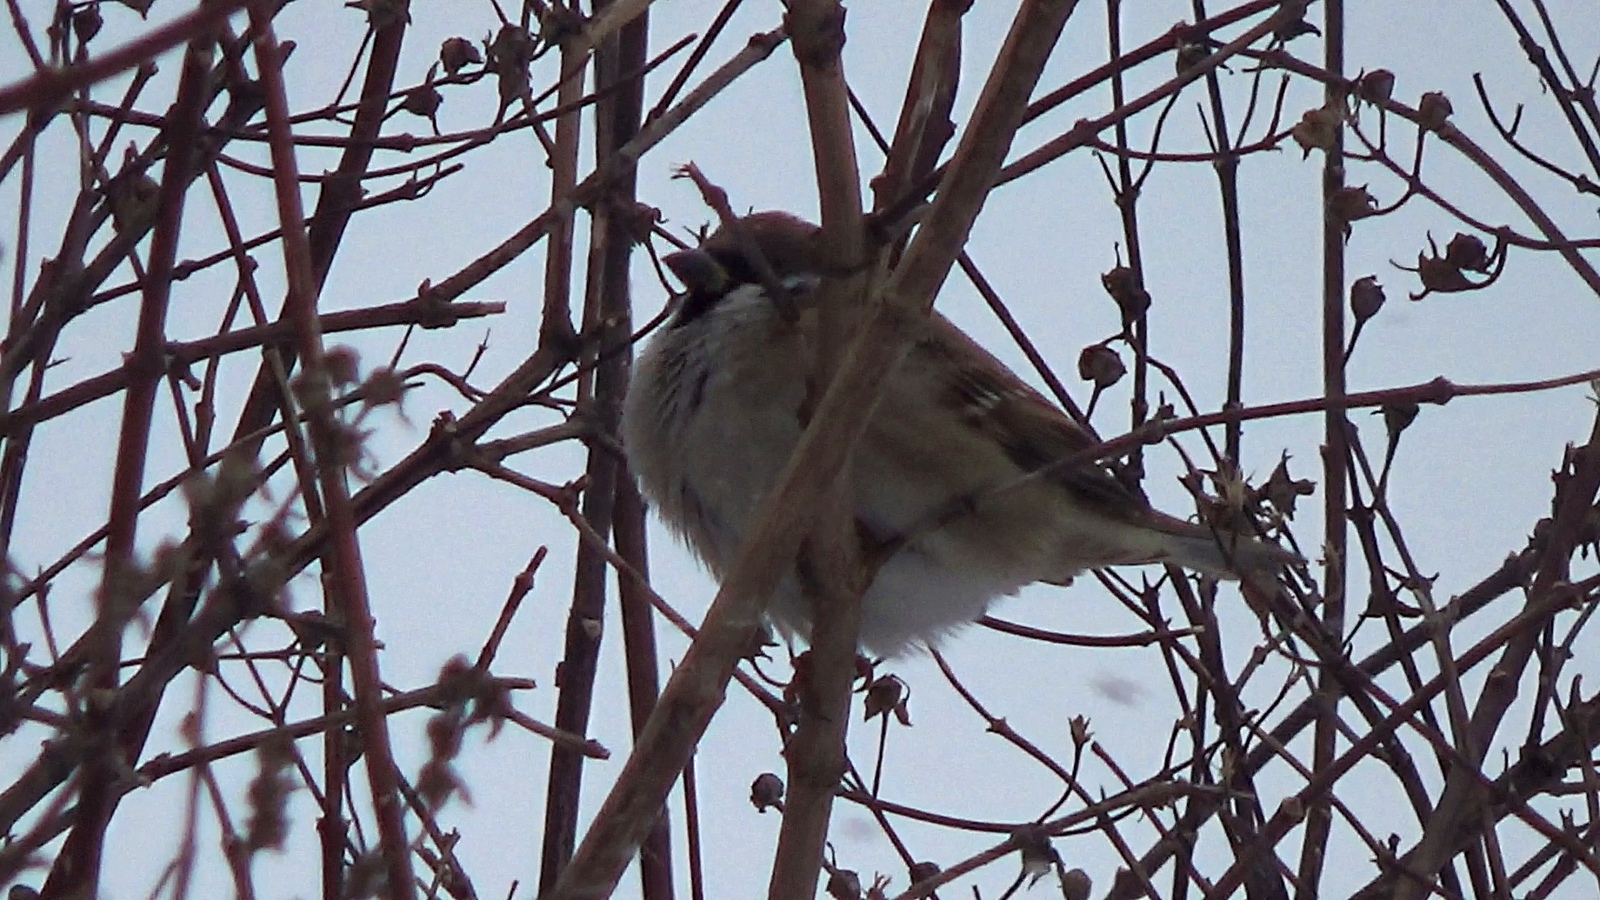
[245,735,296,852]
[1382,401,1419,440]
[487,24,537,110]
[434,654,475,702]
[1349,275,1386,323]
[361,367,406,409]
[72,5,103,42]
[1077,344,1126,389]
[908,862,941,884]
[1061,868,1093,900]
[1328,185,1379,237]
[863,675,907,723]
[1259,454,1316,519]
[1279,796,1306,824]
[750,772,785,812]
[1275,16,1321,42]
[426,711,465,759]
[1101,266,1151,323]
[417,758,468,810]
[1068,714,1092,748]
[1411,252,1475,298]
[826,869,862,900]
[401,83,442,119]
[1445,233,1490,272]
[109,172,161,233]
[1175,41,1209,76]
[345,0,411,27]
[324,345,361,386]
[1356,69,1395,105]
[1418,91,1453,129]
[538,4,587,43]
[439,36,482,75]
[496,64,532,109]
[1291,104,1342,158]
[487,24,536,73]
[1013,825,1060,887]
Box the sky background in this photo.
[1,0,1598,898]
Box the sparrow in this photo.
[622,212,1294,656]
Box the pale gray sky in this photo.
[2,1,1597,898]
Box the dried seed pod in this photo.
[439,36,482,75]
[1350,275,1386,323]
[402,82,442,118]
[1382,401,1419,440]
[1328,184,1379,236]
[1357,69,1396,105]
[826,869,862,900]
[1275,16,1321,42]
[324,345,362,386]
[750,772,784,812]
[1279,796,1307,824]
[1077,344,1126,389]
[361,368,406,409]
[346,0,411,28]
[1013,825,1061,887]
[1175,41,1210,76]
[72,5,103,42]
[1291,104,1343,157]
[487,24,537,110]
[1061,868,1093,900]
[863,674,909,724]
[1101,265,1151,323]
[1413,252,1474,297]
[1418,91,1454,129]
[1069,714,1092,747]
[1259,455,1316,519]
[1445,233,1490,272]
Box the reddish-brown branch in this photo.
[248,9,416,898]
[39,26,217,899]
[1387,408,1600,900]
[535,25,596,898]
[0,0,250,116]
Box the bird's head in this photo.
[662,212,824,323]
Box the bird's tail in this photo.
[1152,515,1301,595]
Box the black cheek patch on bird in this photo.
[672,248,763,327]
[675,288,724,326]
[709,247,762,289]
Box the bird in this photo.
[622,211,1295,656]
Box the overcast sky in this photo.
[2,1,1598,898]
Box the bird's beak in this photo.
[662,248,729,296]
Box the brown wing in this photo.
[917,314,1154,526]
